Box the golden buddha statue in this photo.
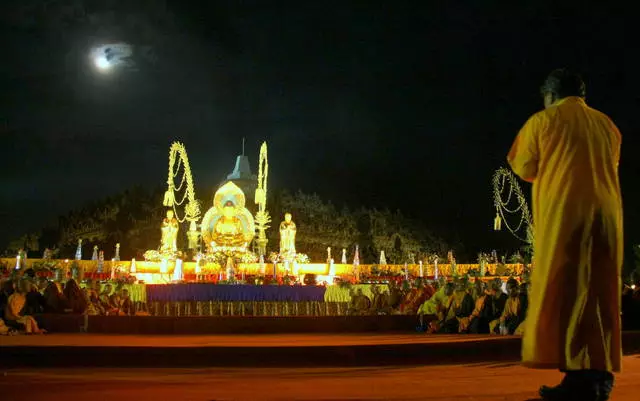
[160,209,179,253]
[212,201,246,247]
[201,181,255,251]
[279,212,297,256]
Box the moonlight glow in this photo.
[91,43,134,72]
[94,56,111,70]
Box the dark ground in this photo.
[1,359,640,400]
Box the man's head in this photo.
[540,68,586,108]
[166,209,174,219]
[284,213,292,222]
[489,278,503,295]
[454,279,467,293]
[444,282,455,297]
[508,283,520,298]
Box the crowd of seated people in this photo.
[422,277,528,334]
[346,276,530,335]
[0,276,143,334]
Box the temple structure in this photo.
[221,139,257,211]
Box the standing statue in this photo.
[161,209,179,253]
[279,213,297,257]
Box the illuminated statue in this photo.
[279,213,297,257]
[212,201,246,247]
[163,142,201,250]
[160,209,179,253]
[201,181,255,251]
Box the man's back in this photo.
[529,97,621,205]
[509,69,623,400]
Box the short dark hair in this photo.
[540,68,586,99]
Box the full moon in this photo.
[94,56,111,70]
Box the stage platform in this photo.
[3,332,640,368]
[36,314,423,334]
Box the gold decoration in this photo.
[201,182,255,251]
[279,213,297,258]
[163,141,201,249]
[494,214,502,231]
[254,141,271,256]
[492,167,533,244]
[160,210,179,253]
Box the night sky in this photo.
[1,2,638,260]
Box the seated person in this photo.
[428,281,474,334]
[108,287,124,315]
[369,285,391,315]
[386,281,404,312]
[24,279,45,315]
[83,286,104,316]
[427,282,455,333]
[490,282,525,334]
[489,278,508,322]
[458,280,493,334]
[417,278,447,328]
[347,289,371,315]
[119,289,134,316]
[399,279,431,315]
[43,281,67,313]
[63,279,87,314]
[99,284,119,315]
[4,280,46,334]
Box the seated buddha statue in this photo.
[211,200,247,247]
[200,181,255,251]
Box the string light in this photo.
[492,167,533,244]
[163,142,201,225]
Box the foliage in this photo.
[268,191,359,261]
[6,185,448,264]
[268,190,448,263]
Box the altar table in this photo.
[145,284,326,302]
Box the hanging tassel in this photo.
[163,190,175,207]
[494,214,502,231]
[254,188,265,205]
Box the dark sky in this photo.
[1,2,638,258]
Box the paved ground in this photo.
[0,333,509,347]
[1,357,639,400]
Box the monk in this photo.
[508,68,623,401]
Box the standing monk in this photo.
[508,68,623,401]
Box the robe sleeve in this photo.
[611,121,622,169]
[507,113,544,183]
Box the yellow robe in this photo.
[508,96,623,373]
